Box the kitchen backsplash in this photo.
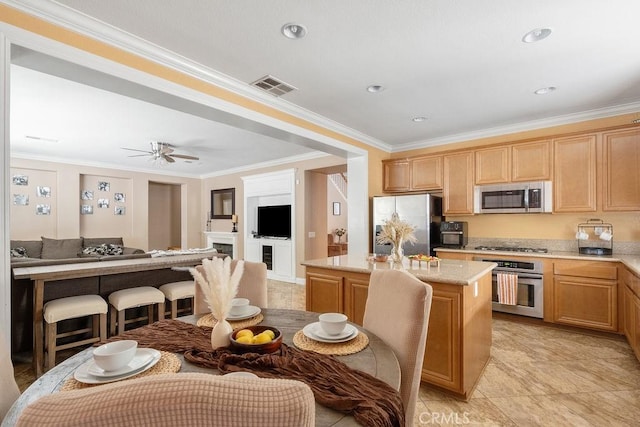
[465,238,640,255]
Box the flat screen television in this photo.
[257,205,291,239]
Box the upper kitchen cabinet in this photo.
[511,140,552,182]
[383,155,443,192]
[475,140,551,184]
[411,155,443,190]
[443,151,474,215]
[602,128,640,211]
[475,146,510,184]
[382,159,411,192]
[553,135,597,212]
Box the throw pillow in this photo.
[82,245,106,256]
[103,244,124,256]
[41,237,83,259]
[10,247,28,258]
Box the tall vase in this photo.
[390,242,404,263]
[210,318,233,349]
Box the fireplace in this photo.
[203,232,238,259]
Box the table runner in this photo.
[102,319,404,427]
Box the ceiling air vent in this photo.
[251,75,297,97]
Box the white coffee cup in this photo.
[575,230,589,240]
[318,312,348,335]
[599,230,613,241]
[229,298,250,316]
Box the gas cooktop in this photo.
[474,246,549,254]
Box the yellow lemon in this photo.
[236,329,254,339]
[235,335,253,344]
[263,329,276,340]
[252,332,272,344]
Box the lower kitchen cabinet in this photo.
[305,265,492,400]
[552,260,618,332]
[623,268,640,360]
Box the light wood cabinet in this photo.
[552,260,618,331]
[623,268,640,361]
[553,135,597,212]
[382,159,411,192]
[443,151,474,215]
[411,155,443,190]
[511,140,552,181]
[602,128,640,211]
[475,146,510,184]
[383,156,442,192]
[305,267,370,324]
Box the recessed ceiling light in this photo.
[281,23,307,39]
[367,85,385,93]
[522,28,552,43]
[534,86,557,95]
[412,116,427,122]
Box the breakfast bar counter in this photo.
[301,255,496,401]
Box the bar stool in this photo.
[43,295,108,371]
[108,287,165,335]
[159,280,195,318]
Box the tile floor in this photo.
[13,280,640,426]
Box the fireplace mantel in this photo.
[203,232,238,259]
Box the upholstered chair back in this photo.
[363,269,433,426]
[1,330,21,421]
[194,260,268,314]
[16,373,315,427]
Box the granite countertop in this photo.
[301,255,496,286]
[435,247,640,276]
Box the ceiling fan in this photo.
[122,142,199,163]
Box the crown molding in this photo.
[394,101,640,152]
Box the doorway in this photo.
[148,182,181,250]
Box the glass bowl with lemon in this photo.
[229,325,282,354]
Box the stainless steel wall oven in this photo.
[473,256,543,318]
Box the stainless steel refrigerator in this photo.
[372,194,443,256]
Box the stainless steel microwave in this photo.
[474,181,552,214]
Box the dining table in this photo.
[4,308,401,427]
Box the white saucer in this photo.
[227,305,261,321]
[75,349,161,384]
[87,348,157,377]
[302,322,358,343]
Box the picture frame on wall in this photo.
[114,192,125,202]
[36,204,51,215]
[98,181,110,191]
[81,205,93,215]
[81,190,94,200]
[114,206,126,215]
[37,186,51,197]
[333,202,341,216]
[12,175,28,186]
[13,194,29,205]
[98,199,109,208]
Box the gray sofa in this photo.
[10,237,193,357]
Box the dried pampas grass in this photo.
[189,257,244,320]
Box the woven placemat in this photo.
[196,313,264,330]
[293,330,369,355]
[60,351,181,391]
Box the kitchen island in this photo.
[301,255,496,400]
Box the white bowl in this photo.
[230,298,250,316]
[93,340,138,371]
[319,312,348,336]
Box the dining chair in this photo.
[1,330,21,421]
[363,269,433,427]
[15,373,315,427]
[194,260,268,314]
